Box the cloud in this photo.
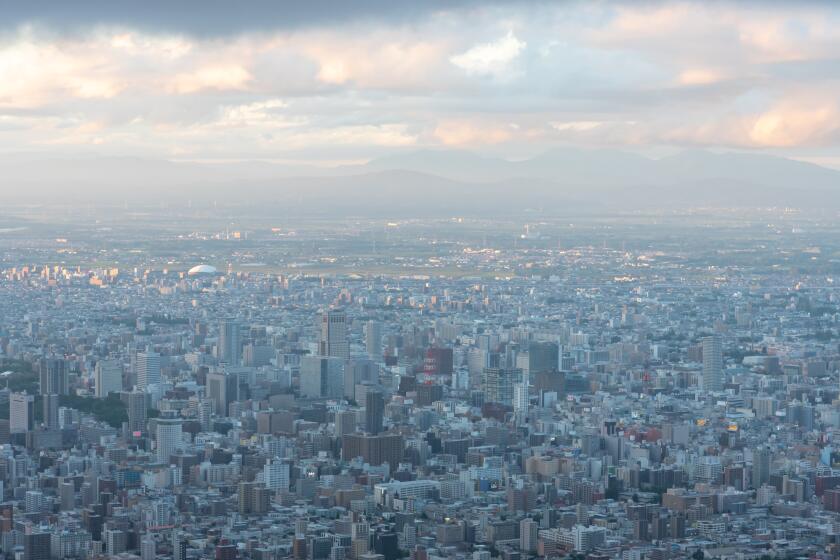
[434,119,514,145]
[748,99,840,147]
[0,0,518,36]
[677,68,726,86]
[170,64,252,94]
[450,31,526,77]
[2,2,840,161]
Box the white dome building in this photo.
[187,264,218,276]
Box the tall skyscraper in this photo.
[39,357,67,396]
[43,393,59,429]
[24,531,50,560]
[10,392,34,434]
[528,341,559,374]
[263,459,290,491]
[365,320,382,359]
[172,531,187,560]
[513,382,529,425]
[140,537,156,560]
[320,309,349,359]
[156,414,183,464]
[218,320,241,365]
[136,351,161,391]
[752,446,772,489]
[335,409,357,436]
[482,367,521,405]
[300,356,345,399]
[364,388,385,435]
[520,519,538,553]
[701,336,723,392]
[94,359,123,398]
[126,390,147,434]
[206,371,239,416]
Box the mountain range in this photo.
[2,148,838,214]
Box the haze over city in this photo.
[1,3,840,560]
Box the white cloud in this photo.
[449,31,526,77]
[2,4,840,159]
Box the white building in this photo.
[263,459,290,491]
[155,416,183,464]
[136,351,161,391]
[95,359,123,398]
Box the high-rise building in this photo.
[263,459,290,491]
[365,388,385,435]
[126,391,147,434]
[320,309,349,359]
[752,446,772,489]
[423,347,454,383]
[366,320,382,359]
[300,355,345,399]
[59,479,75,511]
[513,382,529,425]
[104,529,127,555]
[10,392,34,434]
[238,481,271,515]
[528,341,559,374]
[342,433,404,467]
[25,490,44,513]
[218,320,241,365]
[24,531,50,560]
[43,393,59,429]
[206,371,239,416]
[172,531,187,560]
[136,351,161,391]
[335,409,357,436]
[196,398,213,431]
[156,414,183,464]
[520,518,538,553]
[701,336,723,392]
[482,367,520,405]
[39,357,67,396]
[94,359,123,398]
[140,536,156,560]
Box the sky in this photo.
[2,1,840,167]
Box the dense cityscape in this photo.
[0,212,838,560]
[5,1,840,559]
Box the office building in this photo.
[24,531,50,560]
[263,459,290,491]
[94,359,122,398]
[701,336,723,392]
[136,351,161,391]
[10,392,34,434]
[366,320,382,359]
[752,446,772,489]
[365,388,385,435]
[342,433,404,467]
[218,320,241,365]
[126,391,147,434]
[173,531,187,560]
[520,518,538,553]
[206,371,239,416]
[156,414,183,464]
[320,309,349,359]
[39,357,67,396]
[43,393,59,429]
[482,367,521,405]
[300,355,344,399]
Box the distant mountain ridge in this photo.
[2,148,838,213]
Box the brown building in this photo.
[342,433,404,467]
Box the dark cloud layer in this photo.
[0,0,534,35]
